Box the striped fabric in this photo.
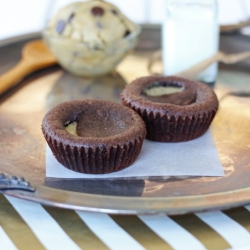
[1,194,250,250]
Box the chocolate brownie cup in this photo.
[121,76,218,142]
[42,99,146,174]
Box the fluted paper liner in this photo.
[43,130,144,174]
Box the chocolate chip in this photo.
[73,51,79,56]
[56,20,65,34]
[124,30,131,38]
[68,13,75,23]
[91,6,105,16]
[111,9,118,15]
[96,21,103,29]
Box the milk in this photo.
[162,1,219,84]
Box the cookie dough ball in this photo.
[43,0,140,77]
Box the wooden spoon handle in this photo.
[176,52,223,79]
[0,60,32,95]
[148,49,162,75]
[221,51,250,64]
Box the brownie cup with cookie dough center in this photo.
[121,76,219,142]
[42,99,146,174]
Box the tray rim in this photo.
[2,182,250,215]
[1,31,250,215]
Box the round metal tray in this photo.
[1,27,250,214]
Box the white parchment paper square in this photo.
[46,130,224,179]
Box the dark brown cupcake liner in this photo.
[42,99,146,174]
[125,104,216,142]
[121,76,219,142]
[43,129,144,174]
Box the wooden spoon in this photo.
[0,40,57,95]
[148,50,250,79]
[220,19,250,33]
[177,51,250,79]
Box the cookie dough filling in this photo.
[65,121,77,136]
[142,81,196,106]
[144,84,184,96]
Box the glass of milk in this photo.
[162,0,219,87]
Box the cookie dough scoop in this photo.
[43,0,140,77]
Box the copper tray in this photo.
[1,26,250,215]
